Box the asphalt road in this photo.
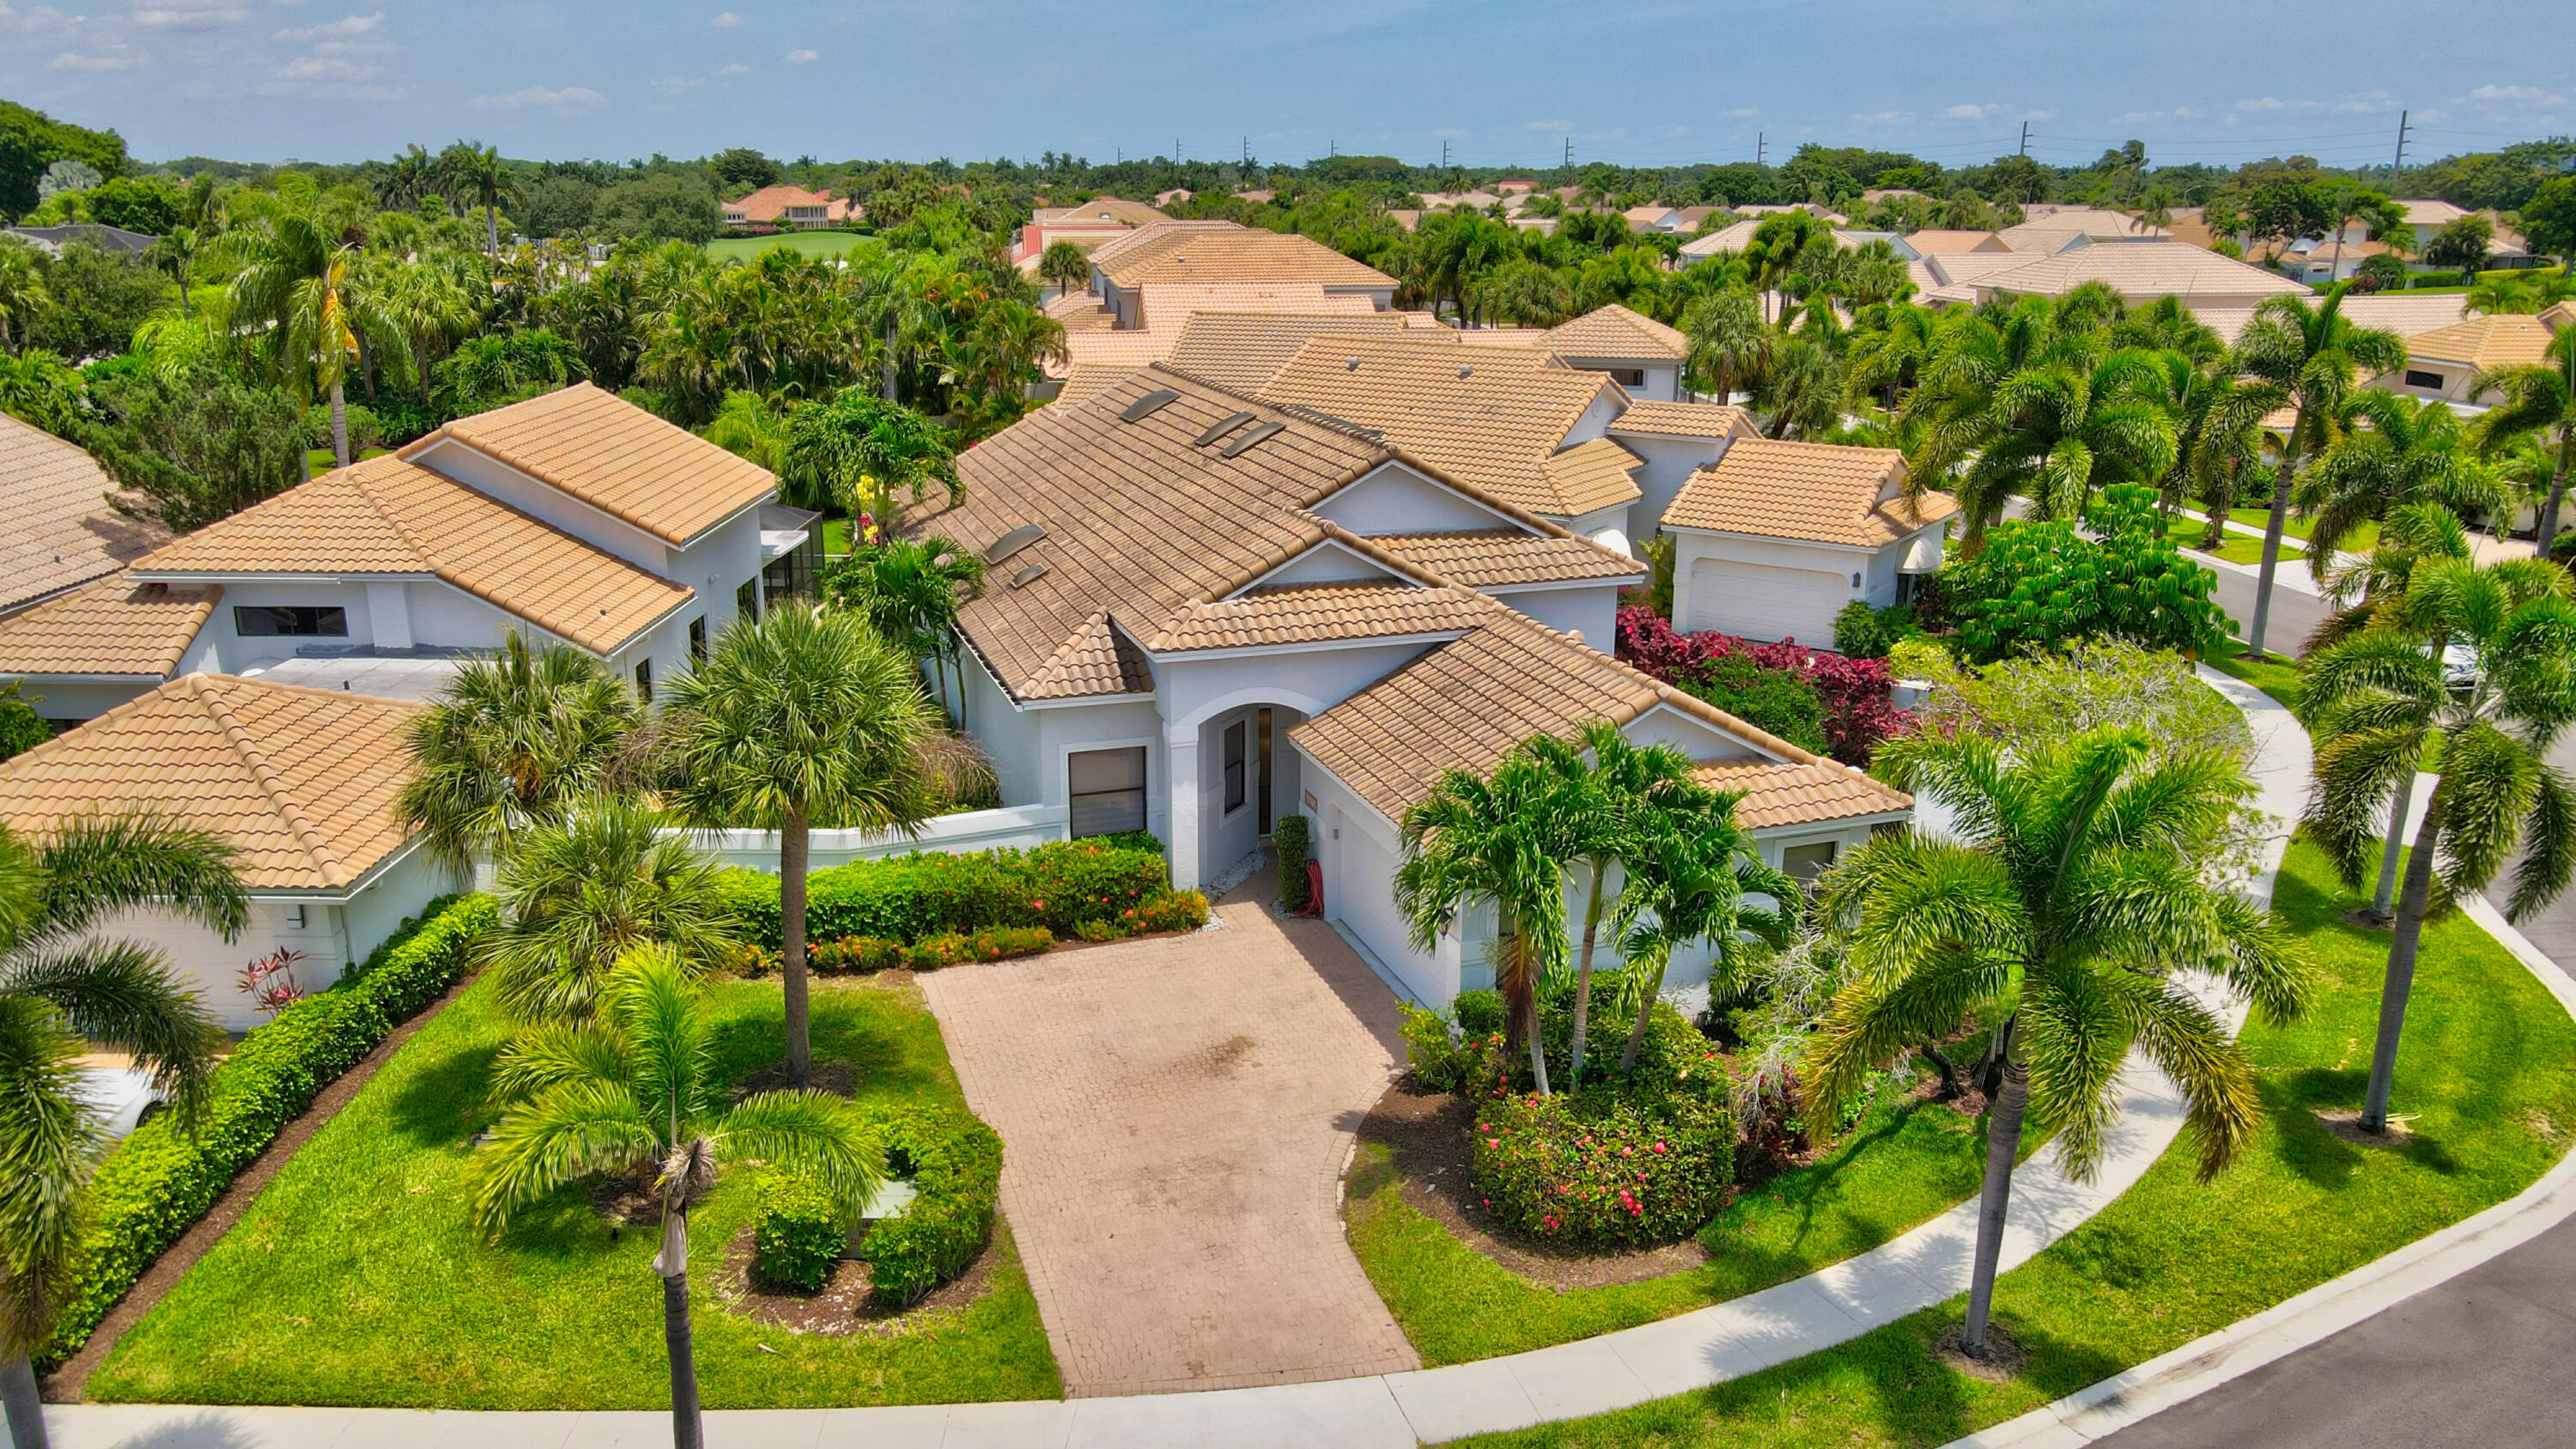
[2208,560,2331,661]
[2096,632,2576,1449]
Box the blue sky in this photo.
[2,1,2567,171]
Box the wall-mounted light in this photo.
[1850,572,1862,588]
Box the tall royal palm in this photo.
[441,141,519,259]
[218,189,377,472]
[1395,750,1571,1095]
[397,632,641,881]
[2299,555,2576,1133]
[1807,728,2313,1358]
[823,536,986,727]
[0,818,240,1449]
[2474,325,2576,552]
[662,608,935,1087]
[468,948,880,1449]
[2231,283,2409,657]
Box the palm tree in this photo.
[370,252,485,408]
[2,817,240,1449]
[147,226,200,320]
[700,390,798,475]
[1605,782,1797,1075]
[1917,340,2178,535]
[778,391,961,522]
[290,244,374,469]
[1843,301,1941,413]
[822,536,986,726]
[440,141,520,259]
[483,799,741,1021]
[2299,555,2576,1133]
[1752,334,1845,441]
[1036,240,1091,299]
[2297,391,2507,576]
[2473,325,2576,551]
[1682,288,1771,405]
[1395,750,1572,1095]
[2230,283,2410,657]
[397,632,641,881]
[467,947,880,1449]
[0,241,46,355]
[216,186,376,471]
[660,608,936,1087]
[1807,727,2313,1358]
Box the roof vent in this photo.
[1345,355,1362,370]
[985,523,1046,563]
[1219,421,1286,458]
[1010,563,1048,589]
[1194,411,1258,446]
[1459,364,1473,379]
[1120,389,1180,422]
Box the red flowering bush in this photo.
[1472,1092,1734,1245]
[1614,606,1911,765]
[1071,888,1209,941]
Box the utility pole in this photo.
[2392,109,2410,176]
[1562,135,1572,176]
[1242,135,1249,165]
[1176,137,1182,164]
[1756,131,1765,166]
[2018,121,2030,156]
[1442,139,1450,168]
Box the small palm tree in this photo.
[483,799,740,1021]
[1682,288,1771,405]
[1606,784,1797,1075]
[1,817,240,1449]
[778,391,961,522]
[1396,751,1572,1095]
[701,390,798,476]
[1036,240,1091,299]
[823,536,986,727]
[397,632,641,881]
[2297,392,2506,579]
[467,947,881,1449]
[661,608,935,1087]
[2473,325,2576,551]
[2299,554,2576,1133]
[1807,727,2314,1358]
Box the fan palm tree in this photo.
[660,608,935,1087]
[2298,554,2576,1133]
[1396,750,1572,1095]
[440,141,520,259]
[1752,334,1845,441]
[397,632,641,881]
[1682,288,1771,405]
[1036,240,1092,299]
[2,817,240,1449]
[2297,391,2508,578]
[2473,325,2576,551]
[1807,726,2313,1358]
[2230,283,2410,657]
[778,391,961,521]
[483,799,740,1021]
[467,947,881,1449]
[822,536,986,727]
[1605,783,1798,1075]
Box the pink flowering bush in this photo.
[1471,1091,1733,1245]
[1614,605,1912,765]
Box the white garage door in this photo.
[1334,823,1448,1004]
[1683,557,1852,644]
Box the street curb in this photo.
[1933,896,2576,1449]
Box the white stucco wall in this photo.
[1311,463,1516,534]
[1562,357,1682,404]
[341,851,453,967]
[1669,530,1872,644]
[1620,434,1730,541]
[1485,582,1620,646]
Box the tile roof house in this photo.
[0,383,808,726]
[0,673,445,1027]
[2374,313,2569,407]
[1953,240,2309,308]
[901,365,1905,1005]
[1661,437,1959,645]
[1084,222,1398,328]
[1542,303,1693,401]
[720,186,854,228]
[1045,285,1388,402]
[0,412,169,618]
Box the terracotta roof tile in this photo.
[1032,197,1167,228]
[1366,531,1643,588]
[1969,241,2306,301]
[0,673,423,891]
[1020,612,1156,699]
[131,456,692,655]
[1545,303,1690,362]
[0,574,219,678]
[1141,581,1491,652]
[1047,291,1120,332]
[1663,437,1958,548]
[1137,283,1379,329]
[2404,314,2557,371]
[410,383,775,545]
[1542,437,1645,515]
[1696,759,1913,830]
[0,414,170,616]
[1607,401,1757,441]
[1162,309,1413,394]
[1092,222,1396,289]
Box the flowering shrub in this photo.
[1472,1091,1734,1245]
[726,941,784,977]
[1072,887,1209,941]
[809,935,906,973]
[719,838,1170,947]
[751,1172,844,1293]
[1615,606,1910,765]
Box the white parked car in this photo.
[76,1067,166,1139]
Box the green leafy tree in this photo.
[466,947,880,1449]
[2519,177,2576,265]
[778,391,959,519]
[21,242,170,362]
[2299,555,2576,1133]
[2357,253,2412,292]
[2422,215,2495,275]
[88,355,309,533]
[1751,333,1844,440]
[1809,726,2313,1359]
[0,685,48,762]
[700,389,797,472]
[396,631,641,879]
[1467,259,1574,328]
[710,147,783,193]
[821,536,986,725]
[660,607,936,1087]
[1742,211,1827,324]
[483,798,739,1022]
[1940,483,2232,662]
[1,816,240,1447]
[1396,751,1572,1095]
[0,240,47,353]
[2474,325,2576,548]
[0,350,83,435]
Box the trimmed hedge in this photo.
[750,1172,844,1293]
[1275,814,1312,913]
[43,892,496,1367]
[1070,887,1207,941]
[860,1104,1004,1306]
[720,838,1170,947]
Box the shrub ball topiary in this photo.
[751,1172,845,1292]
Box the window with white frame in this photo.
[1069,746,1147,838]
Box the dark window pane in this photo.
[1069,746,1149,837]
[2403,370,2444,389]
[233,606,349,637]
[1223,721,1247,813]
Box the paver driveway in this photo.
[918,886,1419,1397]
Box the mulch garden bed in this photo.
[715,1224,1003,1337]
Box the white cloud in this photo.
[2236,96,2288,111]
[652,75,702,96]
[1851,110,1914,125]
[711,9,743,25]
[1523,119,1569,131]
[2466,83,2566,106]
[276,9,379,40]
[782,46,817,63]
[1720,107,1757,118]
[131,0,246,28]
[1943,102,2005,120]
[49,49,141,70]
[717,61,749,75]
[473,83,602,109]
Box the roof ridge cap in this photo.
[184,673,356,887]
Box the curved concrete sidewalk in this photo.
[39,672,2313,1449]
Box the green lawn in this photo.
[2226,508,2378,554]
[705,231,877,263]
[306,446,392,474]
[2167,514,2304,567]
[2210,642,2306,711]
[1350,1066,2022,1366]
[90,973,1060,1409]
[1451,840,2576,1446]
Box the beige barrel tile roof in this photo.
[1136,283,1378,329]
[1019,612,1156,699]
[1968,241,2306,301]
[1696,759,1914,830]
[0,673,424,891]
[1542,437,1646,515]
[0,574,221,678]
[1047,291,1121,332]
[0,414,170,617]
[1663,437,1958,548]
[132,456,692,656]
[2405,314,2558,370]
[1366,530,1643,588]
[1545,303,1690,362]
[1905,229,2014,255]
[1607,401,1757,441]
[1141,581,1491,653]
[1084,219,1242,274]
[411,383,776,545]
[1163,310,1413,395]
[1257,333,1620,517]
[1093,222,1396,290]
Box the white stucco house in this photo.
[2370,313,2564,410]
[0,384,819,726]
[1662,437,1959,646]
[0,673,443,1030]
[1540,303,1694,403]
[908,365,1913,1007]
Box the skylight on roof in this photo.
[1194,411,1257,447]
[985,524,1045,564]
[1219,422,1285,458]
[1120,390,1180,422]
